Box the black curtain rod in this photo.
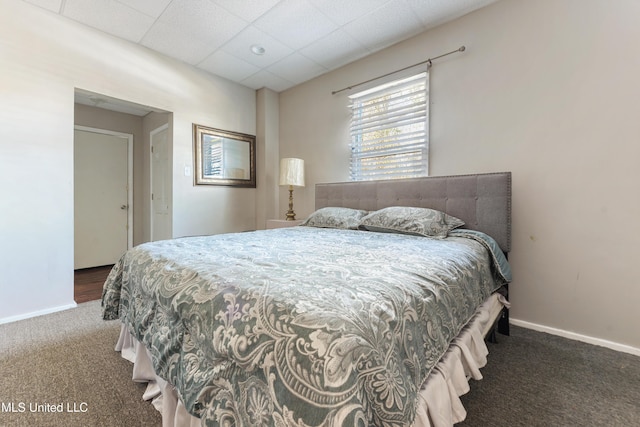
[331,46,466,95]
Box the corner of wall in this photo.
[256,88,280,229]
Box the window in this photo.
[349,72,429,181]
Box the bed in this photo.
[102,171,512,427]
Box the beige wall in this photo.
[0,1,256,323]
[280,0,640,351]
[256,88,281,227]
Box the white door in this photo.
[151,124,172,241]
[74,129,130,269]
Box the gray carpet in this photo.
[460,327,640,426]
[1,302,638,426]
[0,300,161,426]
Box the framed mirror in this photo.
[193,124,256,187]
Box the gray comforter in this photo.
[102,226,510,427]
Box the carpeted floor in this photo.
[460,327,640,426]
[0,301,161,426]
[1,301,638,426]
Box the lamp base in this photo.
[285,186,296,220]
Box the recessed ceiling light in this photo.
[250,44,266,55]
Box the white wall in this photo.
[0,1,256,323]
[280,0,640,352]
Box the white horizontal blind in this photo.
[203,138,223,177]
[349,72,429,181]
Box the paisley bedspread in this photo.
[102,226,510,427]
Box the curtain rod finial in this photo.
[459,46,466,52]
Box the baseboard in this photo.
[510,318,640,357]
[0,302,78,325]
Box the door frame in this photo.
[74,125,134,251]
[150,123,170,242]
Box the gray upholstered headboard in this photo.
[315,172,512,253]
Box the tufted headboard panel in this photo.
[315,172,511,253]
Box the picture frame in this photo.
[193,124,256,187]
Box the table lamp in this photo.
[279,158,305,220]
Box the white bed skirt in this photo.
[115,293,509,427]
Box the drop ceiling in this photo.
[23,0,496,93]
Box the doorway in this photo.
[73,90,172,301]
[74,126,133,269]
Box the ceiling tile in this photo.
[253,0,338,50]
[198,50,261,83]
[343,0,425,51]
[115,0,172,18]
[63,0,156,43]
[221,25,293,68]
[406,0,497,28]
[24,0,496,92]
[308,0,391,26]
[213,0,281,23]
[301,29,370,70]
[241,70,294,92]
[267,53,327,85]
[22,0,62,12]
[141,0,247,64]
[141,21,215,64]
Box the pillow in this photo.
[358,206,464,239]
[301,207,369,230]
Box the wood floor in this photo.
[74,265,113,303]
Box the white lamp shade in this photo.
[279,158,305,187]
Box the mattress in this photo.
[102,226,510,426]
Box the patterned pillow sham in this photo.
[358,206,465,238]
[301,207,369,230]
